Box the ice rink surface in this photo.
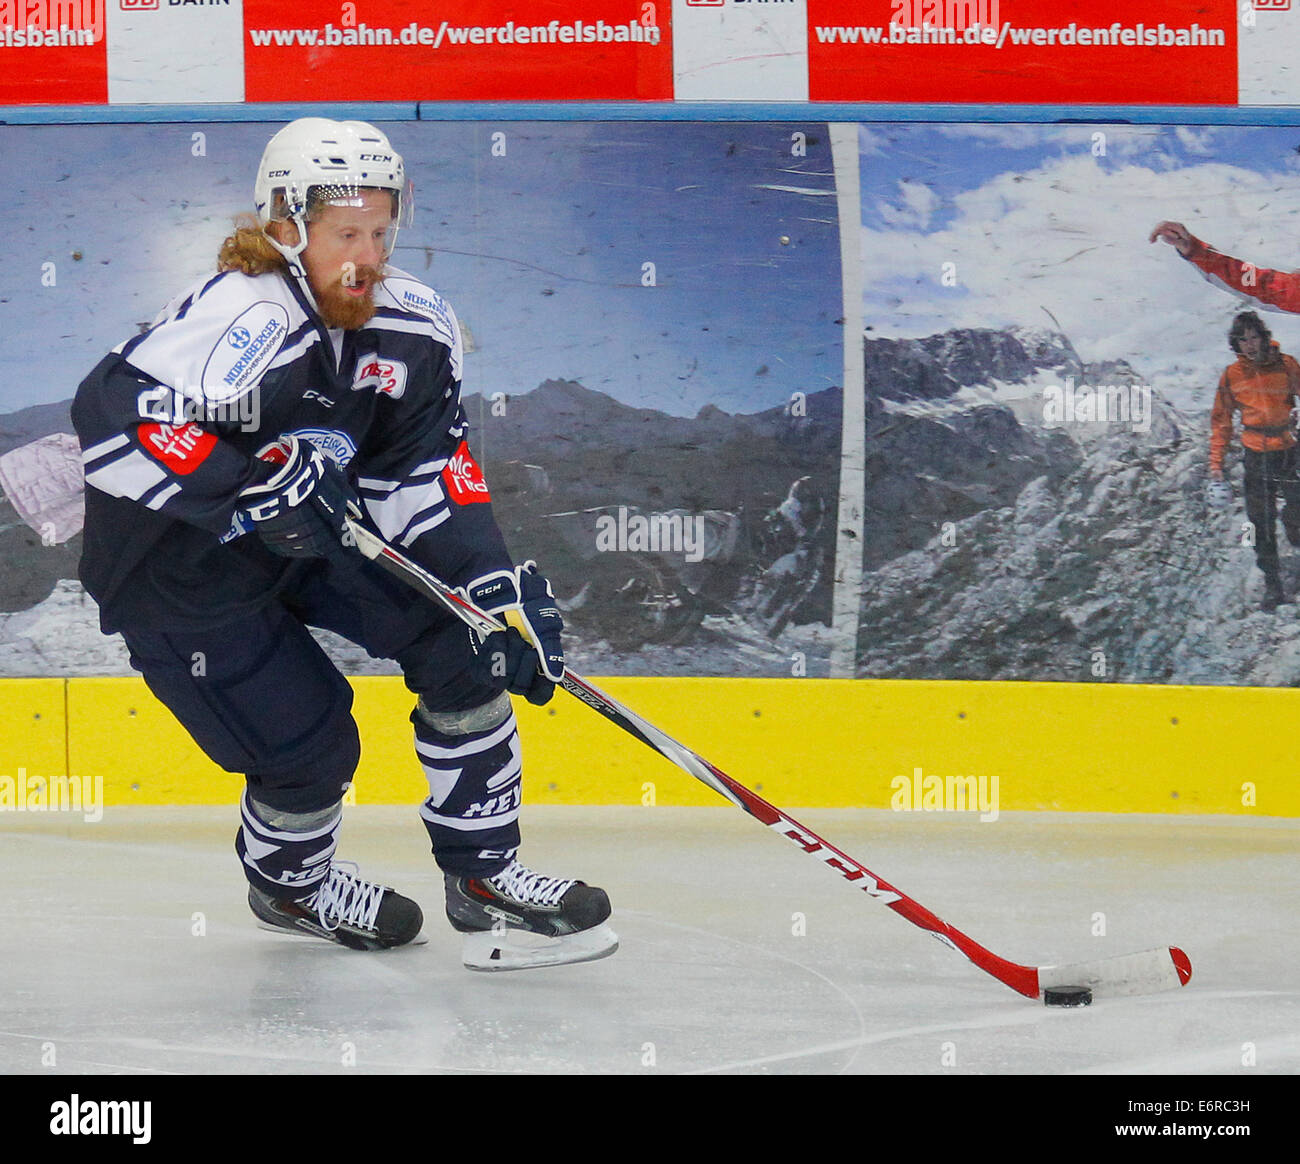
[1,805,1295,1077]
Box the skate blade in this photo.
[253,919,429,947]
[462,922,619,971]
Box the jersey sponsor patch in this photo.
[442,440,491,504]
[395,282,455,338]
[352,354,408,400]
[138,422,217,476]
[201,301,290,403]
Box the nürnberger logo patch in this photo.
[138,422,217,475]
[201,301,289,404]
[393,281,456,344]
[442,440,491,504]
[353,354,408,400]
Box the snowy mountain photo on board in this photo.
[851,122,1300,686]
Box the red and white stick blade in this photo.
[1038,946,1192,1000]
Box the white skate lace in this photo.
[487,861,574,907]
[308,862,386,933]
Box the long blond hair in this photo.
[217,214,289,276]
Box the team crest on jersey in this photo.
[201,301,290,404]
[442,440,491,504]
[352,354,408,400]
[259,428,358,468]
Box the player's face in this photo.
[300,188,395,329]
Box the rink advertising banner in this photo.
[242,0,673,102]
[0,0,106,104]
[806,0,1239,104]
[6,0,1298,106]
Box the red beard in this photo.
[315,266,386,330]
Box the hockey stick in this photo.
[345,516,1192,1002]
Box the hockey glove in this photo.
[239,434,359,565]
[464,562,565,706]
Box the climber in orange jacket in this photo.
[1151,223,1300,609]
[1211,312,1300,608]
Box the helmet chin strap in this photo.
[267,211,322,316]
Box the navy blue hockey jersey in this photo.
[72,265,512,632]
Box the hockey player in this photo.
[71,118,617,970]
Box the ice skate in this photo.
[249,861,425,951]
[444,860,618,971]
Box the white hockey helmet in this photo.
[253,118,413,274]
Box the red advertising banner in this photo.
[242,0,673,102]
[0,0,107,103]
[807,0,1239,104]
[0,0,1263,108]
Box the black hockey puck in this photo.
[1043,986,1092,1007]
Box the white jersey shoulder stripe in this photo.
[267,328,323,372]
[124,270,305,410]
[375,271,463,375]
[367,315,462,380]
[398,508,451,546]
[81,433,132,465]
[84,449,168,501]
[144,482,183,511]
[361,477,448,542]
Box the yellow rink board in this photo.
[0,679,69,805]
[0,676,1287,816]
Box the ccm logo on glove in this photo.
[463,562,565,705]
[237,433,359,564]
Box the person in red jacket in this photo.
[1151,223,1300,609]
[1151,220,1300,312]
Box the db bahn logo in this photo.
[120,0,159,9]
